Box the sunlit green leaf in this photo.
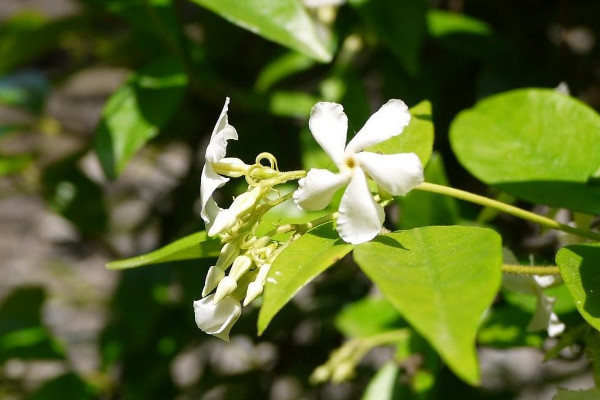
[258,222,354,334]
[450,89,600,215]
[107,231,220,270]
[354,226,502,384]
[556,244,600,331]
[94,57,188,179]
[189,0,333,62]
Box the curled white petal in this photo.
[193,294,241,341]
[309,102,348,166]
[345,99,410,155]
[354,151,423,196]
[205,98,238,163]
[294,169,350,211]
[200,163,228,225]
[337,168,384,244]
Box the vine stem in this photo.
[502,264,560,275]
[416,182,600,242]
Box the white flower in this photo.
[193,294,241,341]
[503,274,565,337]
[293,100,423,244]
[200,97,239,231]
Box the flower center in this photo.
[344,156,356,169]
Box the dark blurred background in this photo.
[0,0,599,398]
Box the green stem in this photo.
[502,264,560,275]
[416,182,600,242]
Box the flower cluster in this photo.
[195,97,424,340]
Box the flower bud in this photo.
[208,209,237,237]
[215,241,240,270]
[243,281,263,306]
[228,186,265,218]
[211,157,250,178]
[214,276,237,303]
[202,266,225,297]
[229,255,253,281]
[193,294,241,341]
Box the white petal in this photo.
[200,163,228,225]
[205,98,238,163]
[309,102,348,166]
[337,168,384,244]
[193,294,241,341]
[345,99,410,154]
[294,169,350,211]
[354,152,423,196]
[527,292,564,337]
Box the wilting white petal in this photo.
[337,168,384,244]
[200,163,228,225]
[527,292,565,337]
[193,294,241,341]
[309,102,348,166]
[354,152,423,196]
[345,99,410,155]
[205,98,238,163]
[294,169,350,211]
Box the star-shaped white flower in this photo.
[200,98,238,231]
[193,294,241,341]
[293,100,424,244]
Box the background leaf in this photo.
[189,0,333,62]
[94,57,188,179]
[258,222,354,334]
[348,0,427,75]
[556,244,600,331]
[450,89,600,215]
[353,226,502,384]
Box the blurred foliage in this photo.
[1,0,600,398]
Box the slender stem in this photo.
[416,182,600,242]
[502,264,560,275]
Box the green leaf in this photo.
[335,297,402,338]
[426,10,501,61]
[0,287,65,363]
[354,226,502,385]
[0,154,33,176]
[258,222,354,334]
[450,88,600,215]
[269,91,319,118]
[94,57,187,179]
[28,373,98,400]
[189,0,333,62]
[0,13,82,74]
[477,305,544,349]
[0,71,49,113]
[348,0,426,75]
[398,152,459,229]
[553,388,600,400]
[255,52,315,92]
[368,100,434,166]
[556,244,600,331]
[361,362,402,400]
[107,231,220,270]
